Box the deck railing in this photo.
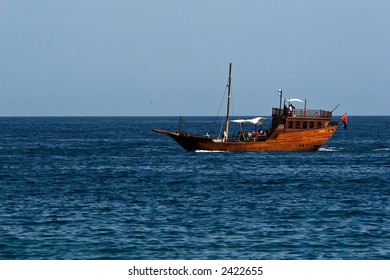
[272,108,332,118]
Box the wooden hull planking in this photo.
[153,122,338,152]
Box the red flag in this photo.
[341,113,348,129]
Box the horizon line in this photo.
[1,114,389,118]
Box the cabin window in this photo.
[303,121,307,129]
[317,121,322,128]
[296,121,300,129]
[288,121,293,129]
[310,122,314,128]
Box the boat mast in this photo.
[224,63,232,141]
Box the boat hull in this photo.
[153,123,338,152]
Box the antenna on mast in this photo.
[278,89,283,114]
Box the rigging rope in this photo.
[214,82,230,140]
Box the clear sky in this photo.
[1,0,389,116]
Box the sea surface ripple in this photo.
[0,116,389,259]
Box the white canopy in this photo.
[288,98,305,103]
[230,117,268,125]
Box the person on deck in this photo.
[288,104,295,117]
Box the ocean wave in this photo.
[318,147,339,152]
[373,147,390,152]
[195,150,228,153]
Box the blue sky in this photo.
[1,0,389,116]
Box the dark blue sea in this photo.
[0,116,389,260]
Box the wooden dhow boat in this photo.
[153,63,339,152]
